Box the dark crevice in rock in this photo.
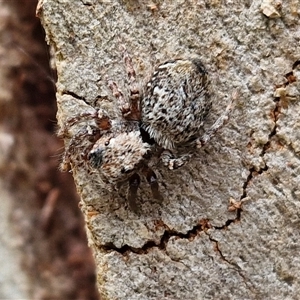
[262,100,280,153]
[206,233,256,293]
[101,219,207,254]
[214,218,237,230]
[241,165,268,197]
[62,90,89,103]
[208,234,241,270]
[236,81,282,221]
[80,0,93,7]
[101,213,247,255]
[292,60,300,70]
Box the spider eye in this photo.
[88,149,104,169]
[104,140,110,146]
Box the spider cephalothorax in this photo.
[60,46,234,212]
[88,130,151,182]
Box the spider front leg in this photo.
[107,45,141,121]
[60,127,101,171]
[58,109,111,139]
[127,167,163,212]
[107,80,131,117]
[120,44,141,120]
[59,109,111,171]
[141,166,163,202]
[128,173,141,212]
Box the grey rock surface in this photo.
[39,0,300,299]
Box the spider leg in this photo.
[107,79,130,115]
[128,173,141,212]
[58,109,111,138]
[60,127,101,171]
[196,91,237,148]
[161,150,192,170]
[94,109,111,131]
[141,166,163,202]
[57,112,98,138]
[107,45,141,120]
[120,44,141,120]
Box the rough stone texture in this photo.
[39,0,300,299]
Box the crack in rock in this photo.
[101,219,208,255]
[62,90,88,103]
[206,232,257,294]
[237,73,285,219]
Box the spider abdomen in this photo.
[141,59,212,150]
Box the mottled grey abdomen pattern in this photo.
[141,59,212,150]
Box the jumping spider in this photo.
[59,46,235,212]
